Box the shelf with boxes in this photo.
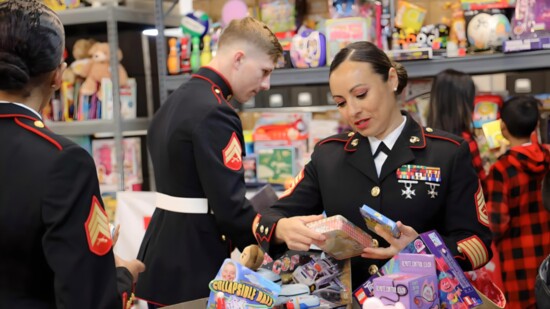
[165,49,550,109]
[49,5,181,191]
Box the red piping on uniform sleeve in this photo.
[425,134,460,146]
[14,117,62,150]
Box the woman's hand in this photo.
[275,215,326,251]
[361,221,418,260]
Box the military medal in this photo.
[426,182,440,199]
[396,165,441,199]
[398,180,417,199]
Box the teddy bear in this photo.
[79,42,128,99]
[64,38,96,84]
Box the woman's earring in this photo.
[393,87,397,91]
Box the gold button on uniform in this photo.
[351,139,359,147]
[34,120,44,128]
[259,225,264,234]
[221,235,226,241]
[410,136,420,143]
[371,186,380,197]
[368,264,379,275]
[347,132,354,137]
[214,88,221,94]
[372,238,379,248]
[426,127,433,133]
[264,227,269,235]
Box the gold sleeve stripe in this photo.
[458,236,488,269]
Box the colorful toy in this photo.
[290,26,326,68]
[79,42,129,98]
[395,1,427,33]
[167,37,180,75]
[333,0,356,17]
[472,94,502,128]
[190,36,201,73]
[180,36,191,74]
[260,0,296,33]
[181,11,210,38]
[200,35,212,67]
[362,297,406,309]
[465,10,511,50]
[359,204,401,239]
[512,0,550,39]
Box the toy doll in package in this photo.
[207,259,281,309]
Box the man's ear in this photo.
[51,62,67,91]
[232,50,245,70]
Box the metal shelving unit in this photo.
[165,49,550,91]
[53,5,179,190]
[45,118,150,136]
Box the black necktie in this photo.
[373,142,390,158]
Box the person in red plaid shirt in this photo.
[427,69,486,183]
[486,95,550,309]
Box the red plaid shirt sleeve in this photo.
[462,132,487,182]
[485,162,510,241]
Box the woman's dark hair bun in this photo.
[0,51,30,90]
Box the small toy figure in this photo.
[333,0,356,17]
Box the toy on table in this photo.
[239,244,265,271]
[394,0,427,33]
[465,9,511,51]
[362,296,406,309]
[472,94,502,129]
[79,42,128,98]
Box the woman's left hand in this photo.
[361,221,418,260]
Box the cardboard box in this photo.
[373,273,439,309]
[354,230,483,308]
[306,215,373,260]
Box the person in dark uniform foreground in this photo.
[254,41,493,290]
[0,1,144,308]
[136,17,283,307]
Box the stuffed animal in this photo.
[239,245,265,271]
[66,38,96,82]
[80,42,128,98]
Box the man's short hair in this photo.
[218,17,283,63]
[501,95,541,138]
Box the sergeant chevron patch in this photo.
[223,132,243,171]
[84,196,113,256]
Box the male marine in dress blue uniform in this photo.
[136,68,257,305]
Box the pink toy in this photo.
[362,297,406,309]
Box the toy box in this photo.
[354,231,483,308]
[207,259,281,309]
[359,204,401,238]
[324,17,369,64]
[306,215,373,260]
[259,250,353,308]
[373,272,439,309]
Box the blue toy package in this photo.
[207,259,281,309]
[359,204,401,238]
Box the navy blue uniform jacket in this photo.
[255,112,493,289]
[136,67,257,305]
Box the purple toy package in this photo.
[373,273,439,309]
[354,231,483,308]
[512,0,550,39]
